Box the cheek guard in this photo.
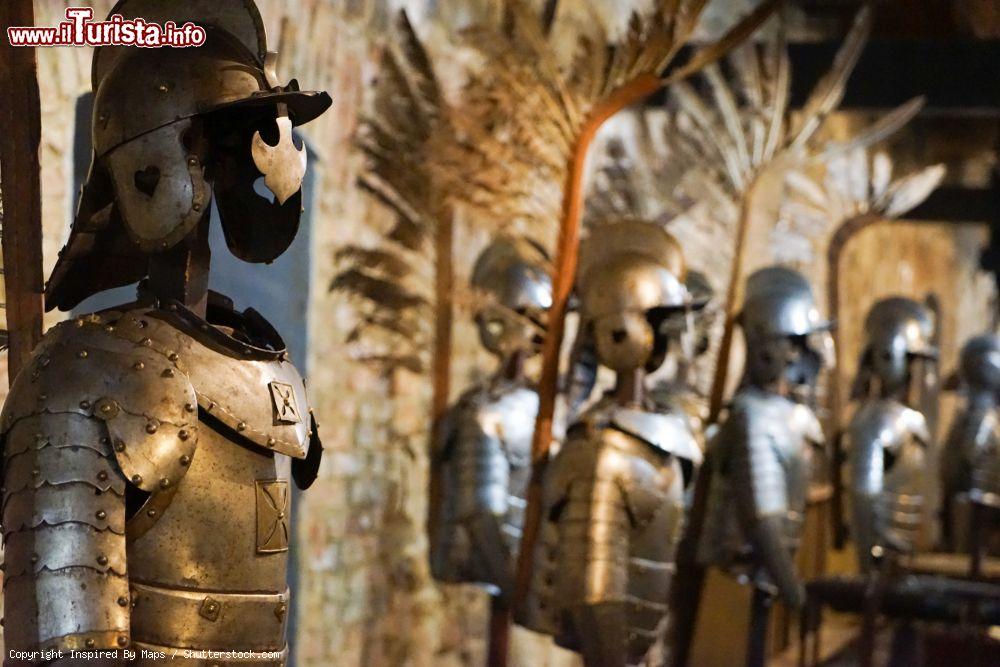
[251,110,306,206]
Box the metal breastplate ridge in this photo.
[430,381,536,592]
[518,404,692,665]
[846,399,928,566]
[1,306,313,664]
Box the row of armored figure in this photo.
[428,223,1000,666]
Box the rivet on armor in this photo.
[187,156,198,166]
[80,400,91,410]
[137,320,147,329]
[94,397,120,420]
[147,509,157,518]
[100,436,110,445]
[178,429,189,441]
[117,636,128,647]
[96,510,107,520]
[160,241,169,250]
[117,596,128,607]
[77,350,88,359]
[132,474,143,485]
[97,555,109,566]
[185,403,196,413]
[180,454,191,466]
[141,337,152,347]
[244,348,253,356]
[31,469,40,477]
[200,597,221,622]
[97,471,108,481]
[85,639,95,648]
[74,319,85,328]
[30,554,38,564]
[162,368,175,378]
[237,421,247,432]
[157,82,169,92]
[168,352,179,362]
[105,324,115,333]
[115,440,126,452]
[200,324,209,332]
[133,361,145,371]
[38,356,50,367]
[266,437,276,448]
[145,422,158,434]
[193,202,202,212]
[160,478,170,489]
[275,602,288,622]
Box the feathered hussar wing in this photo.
[877,164,947,219]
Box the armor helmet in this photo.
[739,266,831,391]
[685,270,715,357]
[45,0,332,311]
[577,222,693,374]
[958,334,1000,397]
[471,237,552,358]
[858,297,937,396]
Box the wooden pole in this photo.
[0,0,45,383]
[428,210,454,546]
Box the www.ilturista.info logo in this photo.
[7,7,206,48]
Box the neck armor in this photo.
[46,0,331,311]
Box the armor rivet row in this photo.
[132,474,143,485]
[145,422,158,434]
[200,597,221,622]
[133,361,145,371]
[160,478,170,489]
[266,437,276,448]
[97,555,109,566]
[180,454,191,466]
[168,352,180,362]
[237,421,247,432]
[115,440,126,452]
[100,437,110,445]
[117,636,128,647]
[162,368,175,378]
[141,337,152,347]
[80,400,91,410]
[178,429,189,441]
[185,403,196,413]
[147,509,157,518]
[85,639,95,648]
[95,398,119,419]
[77,350,89,359]
[137,320,147,329]
[96,510,107,520]
[97,471,108,481]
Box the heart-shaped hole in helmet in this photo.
[133,165,161,197]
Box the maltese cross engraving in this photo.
[269,380,301,424]
[255,479,290,553]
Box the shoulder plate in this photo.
[105,306,312,459]
[607,406,703,466]
[849,399,931,452]
[2,316,199,494]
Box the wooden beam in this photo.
[0,0,45,383]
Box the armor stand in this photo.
[746,585,775,667]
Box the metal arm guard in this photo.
[429,381,535,597]
[846,400,929,569]
[517,405,700,666]
[698,388,822,608]
[1,317,200,652]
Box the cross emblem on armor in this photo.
[255,479,290,553]
[269,380,301,424]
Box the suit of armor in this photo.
[517,222,704,667]
[429,237,551,597]
[2,300,321,663]
[845,298,936,570]
[1,2,329,662]
[941,334,1000,552]
[698,267,831,610]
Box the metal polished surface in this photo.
[698,388,822,608]
[430,380,536,596]
[1,304,316,662]
[846,400,929,569]
[518,404,695,666]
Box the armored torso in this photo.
[518,401,701,666]
[846,399,928,568]
[698,388,822,596]
[429,379,535,595]
[2,300,320,665]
